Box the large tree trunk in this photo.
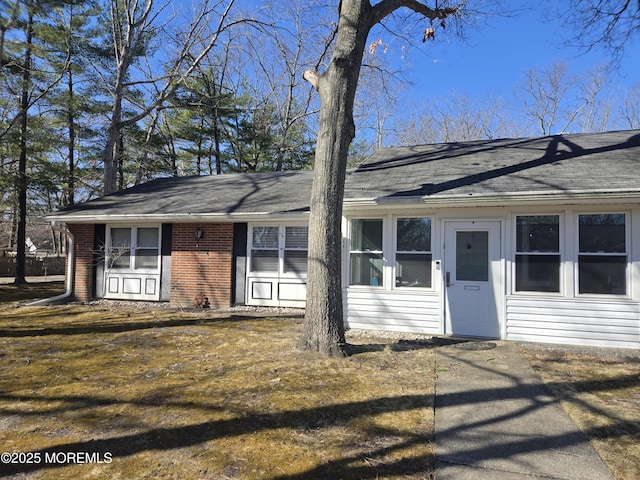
[301,0,372,357]
[301,0,465,356]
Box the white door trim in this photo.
[443,219,504,338]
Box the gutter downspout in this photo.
[27,223,74,306]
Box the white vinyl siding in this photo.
[506,296,640,349]
[346,290,441,334]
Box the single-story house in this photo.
[44,129,640,349]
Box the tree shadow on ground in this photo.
[0,392,433,478]
[346,336,474,354]
[0,312,298,338]
[2,350,638,479]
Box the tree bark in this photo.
[301,0,466,356]
[14,10,33,285]
[301,0,372,357]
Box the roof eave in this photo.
[344,189,640,209]
[42,211,310,225]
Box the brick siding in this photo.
[170,223,234,308]
[68,223,95,302]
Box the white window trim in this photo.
[105,225,161,273]
[575,211,630,298]
[393,215,434,291]
[247,223,309,279]
[347,216,386,288]
[512,213,564,297]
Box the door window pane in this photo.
[251,250,279,272]
[285,226,308,249]
[456,231,488,282]
[251,226,279,273]
[252,226,279,249]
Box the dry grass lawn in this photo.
[2,283,639,479]
[519,345,640,480]
[0,284,436,479]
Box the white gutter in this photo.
[40,211,310,224]
[344,188,640,209]
[27,223,74,306]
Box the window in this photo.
[284,226,308,274]
[109,228,131,269]
[578,214,626,295]
[395,218,432,288]
[515,215,560,292]
[249,225,308,275]
[135,227,160,269]
[107,226,159,271]
[250,226,279,272]
[350,219,383,286]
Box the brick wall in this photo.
[68,223,95,302]
[170,223,234,308]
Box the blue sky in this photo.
[396,1,640,101]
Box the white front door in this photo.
[444,221,502,338]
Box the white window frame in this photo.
[105,225,161,273]
[393,216,433,290]
[247,224,309,279]
[513,214,563,295]
[576,212,629,297]
[348,217,385,287]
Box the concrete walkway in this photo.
[434,340,615,480]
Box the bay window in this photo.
[515,215,560,292]
[578,214,627,295]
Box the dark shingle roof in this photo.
[344,129,640,204]
[46,129,640,222]
[47,170,314,222]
